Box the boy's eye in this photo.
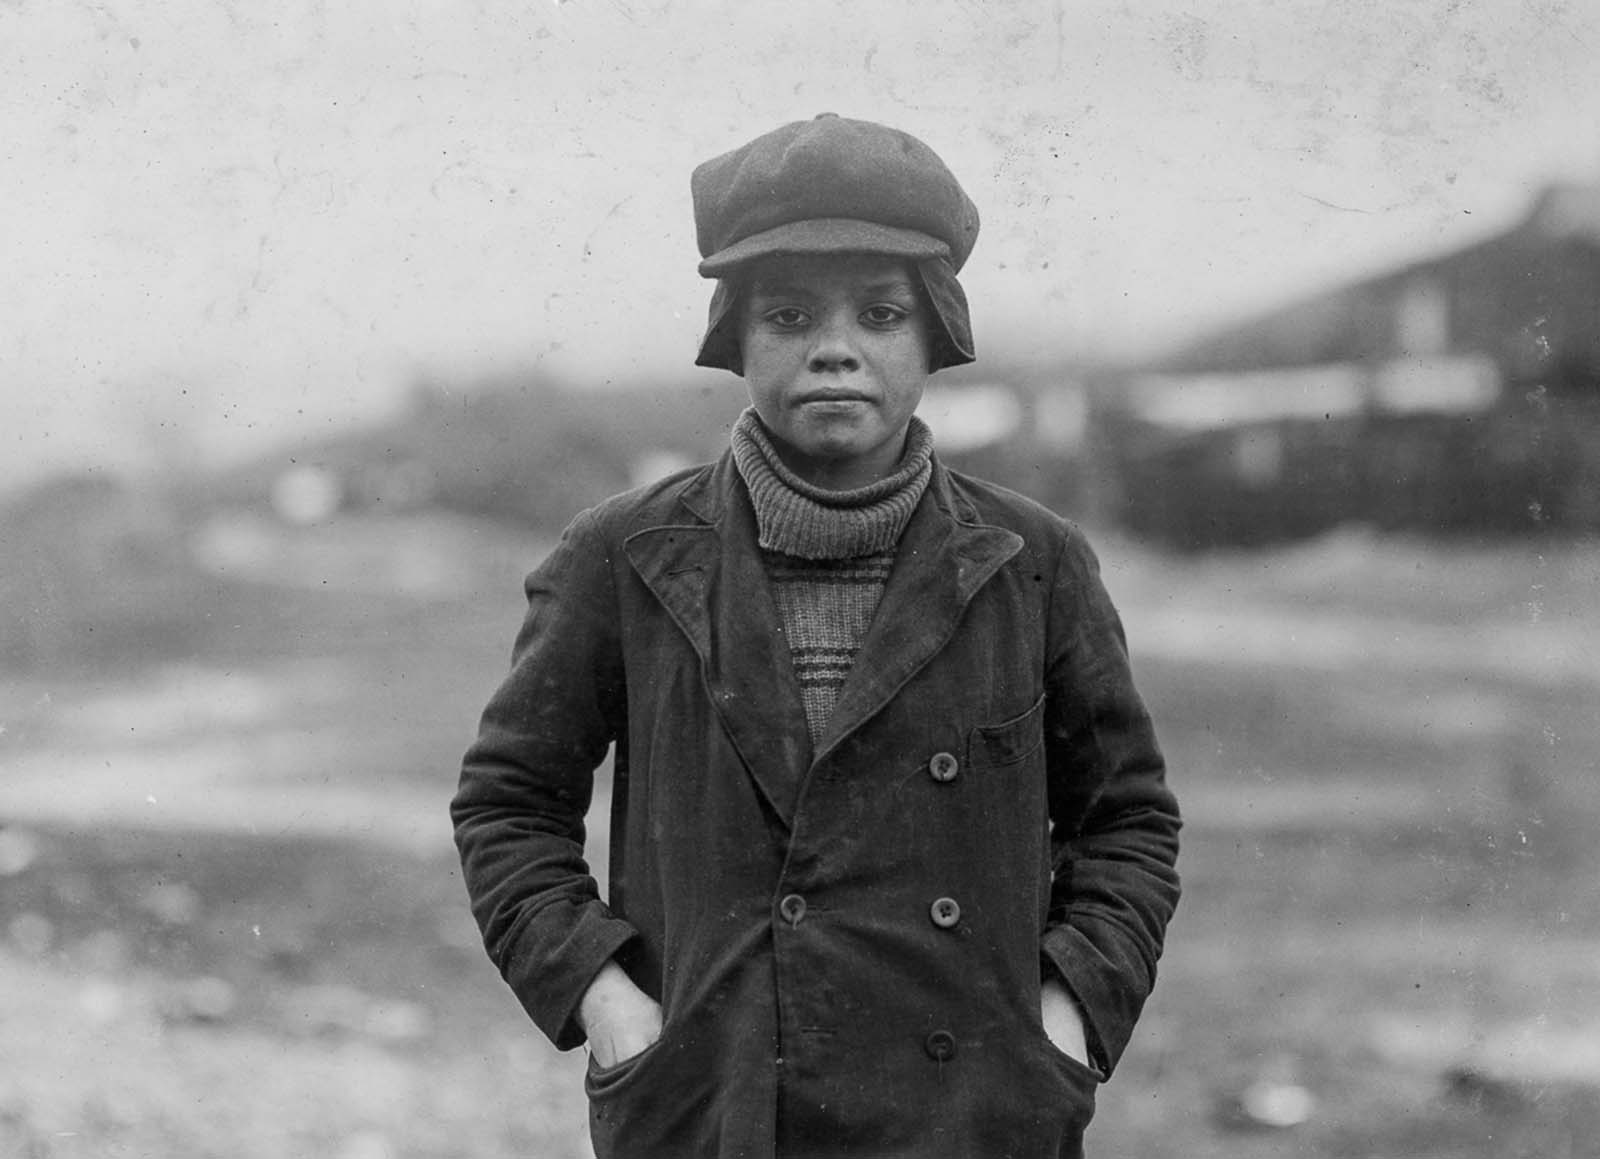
[763,307,809,328]
[861,304,909,326]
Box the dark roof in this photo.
[1143,183,1600,381]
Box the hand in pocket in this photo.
[1040,977,1091,1068]
[580,960,664,1069]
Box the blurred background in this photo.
[3,2,1599,1156]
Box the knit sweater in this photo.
[730,409,934,744]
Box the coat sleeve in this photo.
[1038,525,1181,1076]
[450,508,640,1050]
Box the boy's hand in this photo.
[579,960,663,1069]
[1040,977,1092,1069]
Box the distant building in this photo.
[1097,183,1600,547]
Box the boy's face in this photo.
[739,253,931,490]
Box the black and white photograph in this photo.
[3,3,1598,1157]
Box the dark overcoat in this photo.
[452,450,1181,1159]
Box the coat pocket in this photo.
[584,1033,667,1099]
[1037,1029,1105,1086]
[586,1023,719,1159]
[1026,1018,1101,1159]
[967,694,1046,769]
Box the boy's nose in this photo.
[807,314,861,373]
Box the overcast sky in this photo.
[4,0,1598,488]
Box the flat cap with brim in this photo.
[692,113,980,278]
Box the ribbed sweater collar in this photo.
[730,407,934,561]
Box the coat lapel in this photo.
[814,470,1024,763]
[624,456,1023,820]
[624,459,812,829]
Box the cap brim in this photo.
[698,218,951,278]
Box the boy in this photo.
[452,114,1180,1158]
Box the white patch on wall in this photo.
[631,450,696,488]
[271,465,342,525]
[918,385,1023,452]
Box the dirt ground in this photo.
[2,513,1598,1158]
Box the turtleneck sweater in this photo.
[730,408,934,745]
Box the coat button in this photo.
[779,894,807,925]
[928,751,959,782]
[929,897,961,928]
[924,1030,957,1061]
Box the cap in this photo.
[692,113,981,278]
